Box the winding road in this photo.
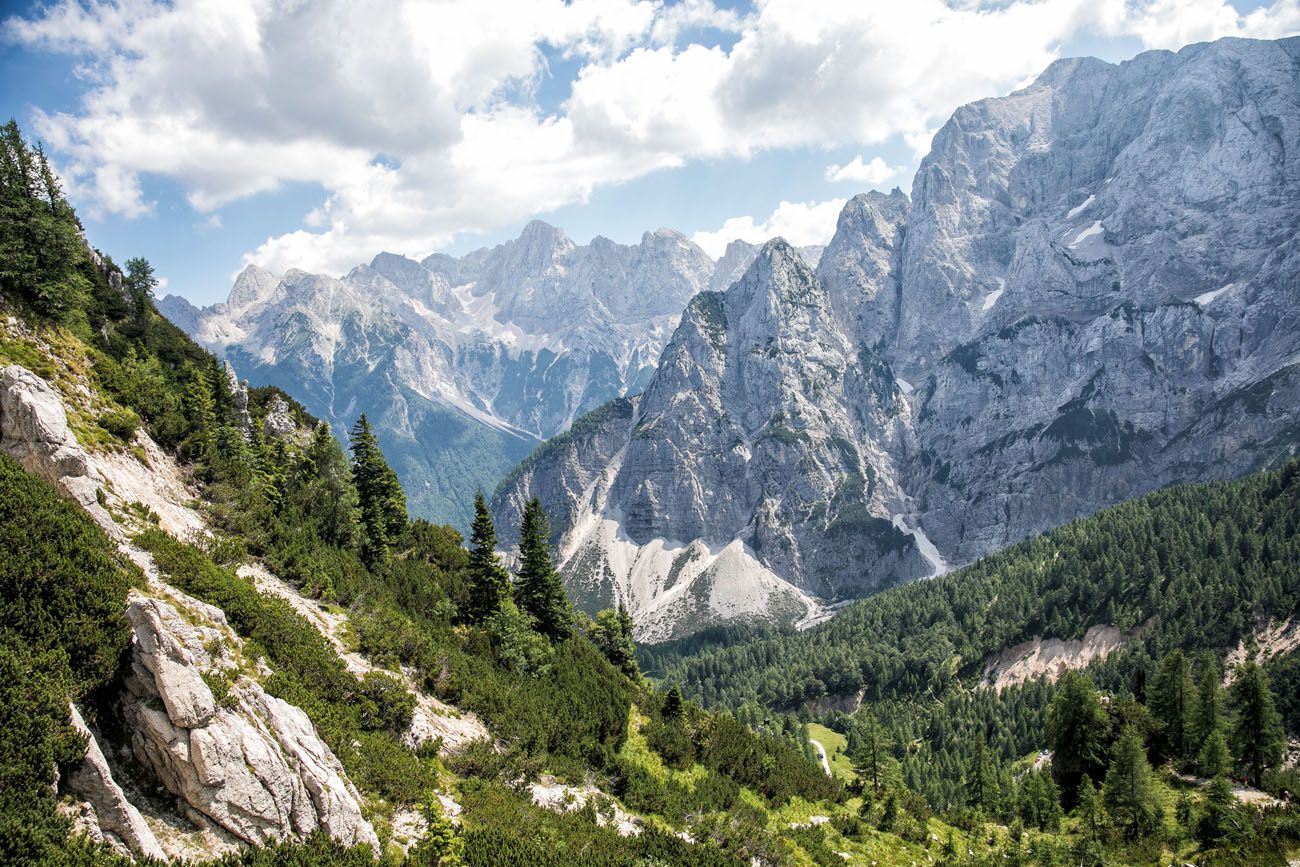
[809,738,831,776]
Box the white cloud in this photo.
[825,156,902,186]
[691,198,846,258]
[6,0,1300,279]
[194,213,222,234]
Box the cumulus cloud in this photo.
[691,198,846,259]
[825,156,902,186]
[6,0,1299,278]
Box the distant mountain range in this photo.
[492,36,1300,640]
[160,226,821,527]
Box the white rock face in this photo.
[65,705,168,862]
[496,36,1300,640]
[122,594,380,850]
[0,364,117,533]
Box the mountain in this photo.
[159,222,718,528]
[494,36,1300,639]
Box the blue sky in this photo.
[2,0,1297,305]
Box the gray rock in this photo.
[262,394,297,440]
[122,594,379,851]
[65,704,168,862]
[0,364,116,533]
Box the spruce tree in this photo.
[966,737,999,813]
[1074,775,1105,842]
[465,491,510,624]
[0,120,88,319]
[1102,724,1162,840]
[1228,661,1285,786]
[515,497,571,641]
[1046,671,1109,805]
[349,414,407,565]
[1191,650,1223,748]
[1150,648,1195,761]
[593,603,638,678]
[663,684,684,720]
[1198,728,1230,779]
[848,709,892,793]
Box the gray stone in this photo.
[65,705,168,862]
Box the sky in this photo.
[2,0,1299,305]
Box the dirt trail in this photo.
[810,739,831,776]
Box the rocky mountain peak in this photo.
[227,264,280,311]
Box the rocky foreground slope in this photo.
[495,36,1300,640]
[0,326,491,859]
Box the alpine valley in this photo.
[3,19,1300,867]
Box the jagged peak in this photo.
[227,263,280,309]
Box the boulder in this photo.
[122,593,379,851]
[65,705,168,862]
[0,364,117,534]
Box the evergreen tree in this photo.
[1150,648,1195,761]
[1046,671,1109,805]
[123,256,157,313]
[1227,661,1285,787]
[0,120,88,319]
[966,736,999,813]
[1074,775,1105,843]
[1198,728,1230,779]
[1017,767,1062,831]
[515,497,572,641]
[592,603,639,678]
[298,423,359,549]
[465,491,511,624]
[349,414,406,565]
[1102,725,1163,840]
[848,709,892,793]
[663,684,685,721]
[1191,650,1223,749]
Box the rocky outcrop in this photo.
[223,361,252,434]
[121,594,380,851]
[981,624,1139,691]
[65,705,168,861]
[0,364,117,534]
[497,36,1300,640]
[262,394,297,440]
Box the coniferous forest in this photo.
[3,75,1300,867]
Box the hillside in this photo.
[643,459,1300,817]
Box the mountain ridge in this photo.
[494,35,1300,639]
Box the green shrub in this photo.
[97,408,140,441]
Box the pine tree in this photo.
[1046,671,1110,805]
[1102,724,1163,840]
[1198,728,1230,779]
[515,497,572,641]
[592,603,638,678]
[966,737,999,813]
[1191,650,1222,748]
[1151,648,1195,761]
[848,709,892,793]
[465,491,510,624]
[663,684,684,720]
[349,414,407,565]
[1228,661,1285,787]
